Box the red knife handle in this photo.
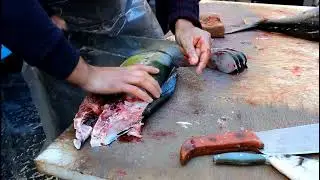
[179,130,264,166]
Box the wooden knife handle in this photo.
[179,130,264,166]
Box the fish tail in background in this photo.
[257,21,320,41]
[258,7,319,41]
[225,7,319,41]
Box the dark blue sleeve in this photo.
[0,0,80,79]
[168,0,202,34]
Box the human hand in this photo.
[67,57,161,103]
[175,19,212,74]
[51,15,67,30]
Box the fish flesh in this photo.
[72,46,248,149]
[73,50,177,149]
[73,94,106,149]
[225,7,319,41]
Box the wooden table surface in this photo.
[35,1,319,180]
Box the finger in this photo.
[195,40,202,49]
[197,49,210,74]
[193,36,201,46]
[51,16,67,30]
[196,38,211,74]
[196,48,201,57]
[197,36,211,50]
[132,65,160,74]
[143,72,162,96]
[121,84,153,103]
[127,72,161,98]
[139,69,162,94]
[183,48,200,62]
[182,39,199,65]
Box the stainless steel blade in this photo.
[256,123,319,155]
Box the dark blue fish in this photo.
[225,7,319,41]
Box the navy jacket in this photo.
[0,0,201,79]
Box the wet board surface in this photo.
[35,1,319,180]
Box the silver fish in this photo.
[225,7,319,41]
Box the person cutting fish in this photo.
[0,0,211,103]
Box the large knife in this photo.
[179,123,319,165]
[213,152,319,180]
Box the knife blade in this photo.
[213,152,319,180]
[257,123,319,155]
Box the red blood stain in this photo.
[246,56,253,60]
[246,98,258,106]
[147,131,176,140]
[116,169,127,177]
[118,135,143,143]
[117,131,177,142]
[291,66,302,76]
[271,90,288,101]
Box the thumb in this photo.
[184,41,199,65]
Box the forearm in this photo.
[66,56,91,89]
[1,0,79,79]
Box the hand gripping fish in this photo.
[73,44,248,149]
[225,7,319,41]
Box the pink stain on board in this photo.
[147,131,176,140]
[291,66,302,76]
[116,169,127,177]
